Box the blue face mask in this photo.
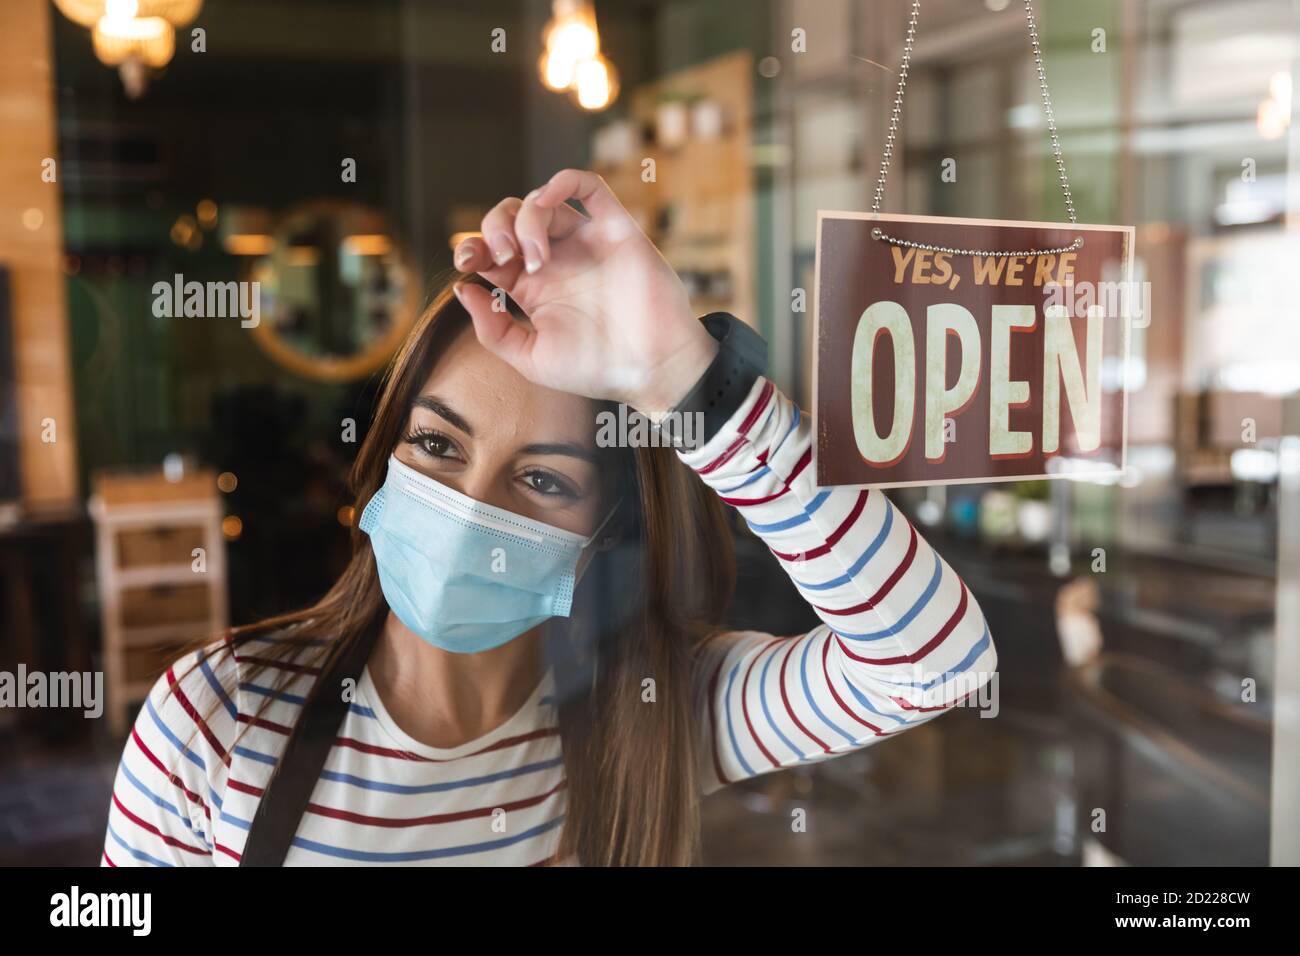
[359,454,612,654]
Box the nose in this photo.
[443,465,513,515]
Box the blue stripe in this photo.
[312,757,565,796]
[120,762,197,834]
[792,502,894,592]
[798,633,857,747]
[718,465,769,494]
[106,821,174,867]
[768,405,800,461]
[833,552,943,641]
[839,672,909,727]
[145,694,206,773]
[721,662,757,778]
[757,641,807,762]
[198,653,237,722]
[746,489,831,533]
[873,625,993,690]
[240,681,308,706]
[218,809,252,831]
[288,815,566,863]
[232,745,279,767]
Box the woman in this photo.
[103,169,996,867]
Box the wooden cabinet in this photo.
[89,469,228,736]
[595,51,755,331]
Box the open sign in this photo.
[813,212,1134,488]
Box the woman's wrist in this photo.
[628,327,720,422]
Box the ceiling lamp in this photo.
[573,54,618,112]
[52,0,203,97]
[537,0,618,111]
[54,0,202,27]
[93,14,175,68]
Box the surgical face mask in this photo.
[359,454,614,654]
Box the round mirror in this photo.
[248,200,418,382]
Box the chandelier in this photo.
[52,0,203,97]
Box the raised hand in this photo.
[451,168,718,418]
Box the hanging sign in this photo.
[813,211,1135,488]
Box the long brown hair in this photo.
[178,274,735,866]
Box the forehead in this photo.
[418,323,599,447]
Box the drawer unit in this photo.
[117,524,206,569]
[90,469,228,736]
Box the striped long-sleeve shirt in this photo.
[102,377,996,866]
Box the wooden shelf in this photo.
[596,51,756,330]
[90,469,229,737]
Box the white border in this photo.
[811,210,1136,490]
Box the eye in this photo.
[405,428,460,461]
[521,469,577,499]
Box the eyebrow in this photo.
[412,395,473,436]
[411,395,599,465]
[520,442,600,465]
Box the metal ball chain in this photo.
[870,228,1083,257]
[870,0,1082,257]
[871,0,920,215]
[1025,0,1077,225]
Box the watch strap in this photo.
[662,312,767,449]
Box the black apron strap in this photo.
[239,617,382,867]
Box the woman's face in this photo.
[394,322,608,538]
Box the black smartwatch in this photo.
[660,312,768,449]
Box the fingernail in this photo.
[451,282,466,302]
[454,244,473,269]
[523,240,542,274]
[489,234,515,265]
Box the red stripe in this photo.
[334,726,561,762]
[234,710,560,760]
[815,523,918,616]
[215,842,241,862]
[776,637,831,753]
[102,850,116,867]
[236,712,294,735]
[165,666,229,764]
[891,687,977,712]
[697,435,746,476]
[131,727,211,817]
[719,447,812,506]
[770,489,869,561]
[696,382,774,475]
[737,639,785,769]
[820,637,886,735]
[227,778,262,799]
[305,780,567,829]
[737,380,775,437]
[112,791,211,856]
[836,580,971,667]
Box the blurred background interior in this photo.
[1,0,1297,865]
